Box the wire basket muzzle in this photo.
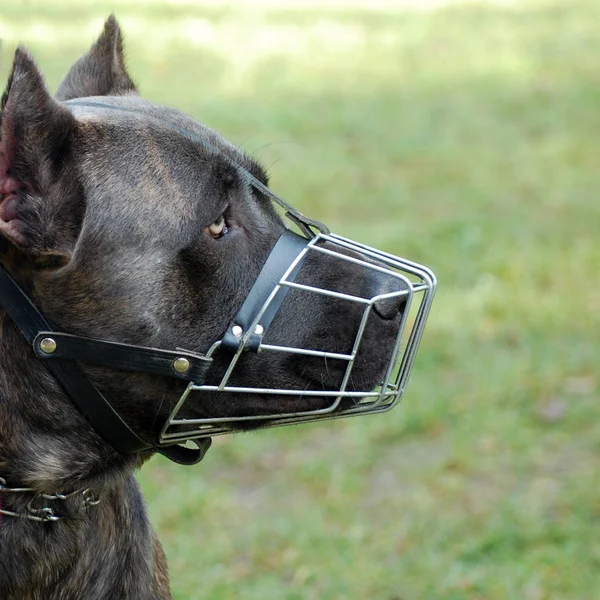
[160,232,436,443]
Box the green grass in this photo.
[2,0,599,598]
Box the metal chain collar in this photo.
[0,477,100,523]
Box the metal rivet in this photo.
[254,324,264,336]
[232,325,243,338]
[39,338,57,354]
[173,357,190,374]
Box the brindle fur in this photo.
[0,16,403,599]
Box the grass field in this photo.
[2,0,599,598]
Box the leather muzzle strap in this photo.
[222,230,310,352]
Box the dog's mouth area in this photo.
[177,349,391,432]
[176,305,401,428]
[228,395,363,430]
[182,389,356,433]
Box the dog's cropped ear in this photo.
[55,14,137,101]
[0,48,81,265]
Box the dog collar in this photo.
[0,476,100,523]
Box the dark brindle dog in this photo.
[0,16,414,600]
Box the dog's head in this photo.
[0,17,409,466]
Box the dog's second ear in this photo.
[56,14,137,101]
[0,48,81,264]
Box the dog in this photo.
[0,16,407,599]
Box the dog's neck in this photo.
[0,315,171,600]
[0,472,169,600]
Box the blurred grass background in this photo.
[2,0,599,598]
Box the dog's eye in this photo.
[207,214,228,239]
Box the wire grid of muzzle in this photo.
[159,232,436,443]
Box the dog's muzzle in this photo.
[159,226,435,445]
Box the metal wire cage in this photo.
[159,231,436,443]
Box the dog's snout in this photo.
[372,278,409,320]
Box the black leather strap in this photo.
[157,438,212,465]
[33,332,212,384]
[0,264,215,460]
[0,267,50,342]
[222,230,310,352]
[40,357,152,454]
[0,265,152,454]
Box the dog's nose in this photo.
[372,279,409,320]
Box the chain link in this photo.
[0,477,100,523]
